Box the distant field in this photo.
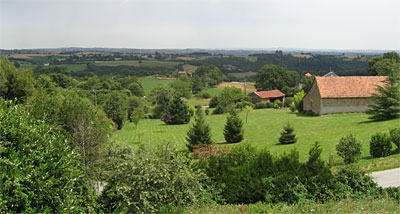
[95,60,180,68]
[20,63,87,72]
[245,56,258,62]
[112,108,400,172]
[229,72,257,78]
[139,76,175,95]
[218,81,256,92]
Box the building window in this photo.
[310,100,313,107]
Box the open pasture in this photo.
[113,108,400,171]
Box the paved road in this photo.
[370,168,400,188]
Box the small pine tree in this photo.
[279,122,297,144]
[186,109,213,151]
[164,96,191,125]
[223,110,244,143]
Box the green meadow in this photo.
[112,108,400,172]
[139,76,176,95]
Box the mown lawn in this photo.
[112,108,400,171]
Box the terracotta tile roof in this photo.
[254,90,285,99]
[305,73,312,77]
[316,76,388,98]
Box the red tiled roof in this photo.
[316,76,388,98]
[254,90,285,99]
[305,73,312,77]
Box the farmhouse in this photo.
[248,90,285,103]
[303,76,387,115]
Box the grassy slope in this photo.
[112,108,400,171]
[185,198,400,214]
[20,63,87,72]
[139,76,175,95]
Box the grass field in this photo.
[95,60,180,68]
[185,198,400,214]
[139,76,175,95]
[20,63,87,72]
[112,108,400,172]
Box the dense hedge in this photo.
[0,100,97,213]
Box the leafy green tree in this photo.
[150,84,175,118]
[193,65,224,88]
[26,90,113,180]
[279,122,297,144]
[223,110,244,143]
[255,64,298,94]
[370,132,392,157]
[102,91,129,129]
[336,134,362,164]
[163,96,191,125]
[0,100,97,213]
[366,61,400,120]
[213,87,243,114]
[293,90,305,112]
[169,80,192,99]
[0,57,35,103]
[186,109,213,151]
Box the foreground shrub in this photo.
[389,127,400,150]
[334,165,381,199]
[369,132,392,157]
[0,100,97,213]
[336,134,362,164]
[99,144,210,213]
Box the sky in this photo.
[0,0,399,50]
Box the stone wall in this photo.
[303,81,322,114]
[320,98,373,115]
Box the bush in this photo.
[223,110,244,143]
[284,97,294,107]
[99,144,210,213]
[369,132,392,157]
[201,92,211,99]
[336,134,362,164]
[334,165,380,198]
[0,100,97,213]
[389,128,400,150]
[236,100,254,110]
[209,96,219,108]
[255,102,266,109]
[273,100,283,109]
[293,90,305,112]
[289,104,296,112]
[279,122,297,144]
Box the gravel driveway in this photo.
[370,168,400,188]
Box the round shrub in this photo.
[289,104,296,112]
[99,144,209,213]
[336,134,362,164]
[369,132,392,157]
[209,96,219,108]
[389,128,400,150]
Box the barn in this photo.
[248,90,285,104]
[303,76,387,115]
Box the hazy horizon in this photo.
[1,0,399,50]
